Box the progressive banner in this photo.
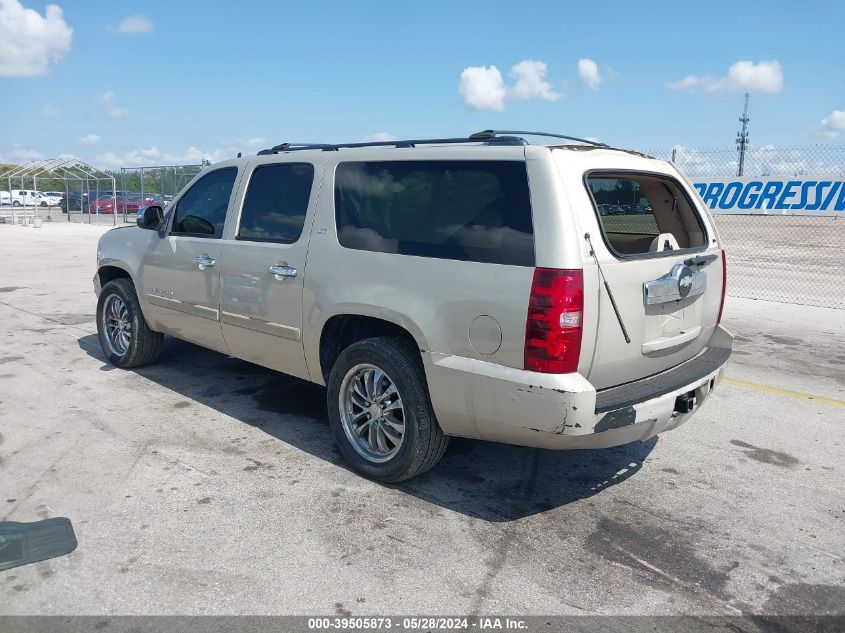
[692,177,845,216]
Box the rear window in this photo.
[334,160,534,266]
[586,172,706,256]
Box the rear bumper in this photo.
[425,325,733,449]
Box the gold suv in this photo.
[94,131,732,481]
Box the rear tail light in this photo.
[717,250,727,324]
[524,268,584,373]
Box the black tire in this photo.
[327,336,449,482]
[13,201,20,207]
[96,278,164,368]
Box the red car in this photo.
[89,195,117,214]
[90,193,156,215]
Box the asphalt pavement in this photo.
[0,222,843,616]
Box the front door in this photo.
[141,167,239,354]
[219,161,319,380]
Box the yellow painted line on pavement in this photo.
[723,377,845,408]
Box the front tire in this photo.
[96,278,164,368]
[327,336,448,482]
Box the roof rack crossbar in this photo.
[470,130,609,147]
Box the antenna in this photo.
[736,92,750,177]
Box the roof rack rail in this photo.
[271,143,338,152]
[470,130,608,147]
[257,136,517,155]
[256,130,605,155]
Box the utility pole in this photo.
[736,92,750,177]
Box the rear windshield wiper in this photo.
[585,233,631,344]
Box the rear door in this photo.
[554,152,724,389]
[218,159,322,380]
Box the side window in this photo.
[334,160,534,266]
[237,163,315,243]
[586,173,707,256]
[171,167,238,238]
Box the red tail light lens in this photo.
[717,250,727,324]
[524,268,584,374]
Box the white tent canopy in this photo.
[1,158,117,224]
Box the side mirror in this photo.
[137,205,164,230]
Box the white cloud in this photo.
[666,76,699,91]
[0,144,45,164]
[577,58,601,91]
[364,132,396,142]
[42,104,59,119]
[459,65,507,112]
[116,14,153,34]
[667,60,783,94]
[509,60,560,102]
[96,145,232,169]
[92,137,280,169]
[78,133,101,146]
[459,60,563,111]
[819,110,845,139]
[0,0,72,76]
[97,147,161,168]
[100,91,128,119]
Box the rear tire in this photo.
[96,278,164,368]
[327,336,448,482]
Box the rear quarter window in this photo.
[334,160,534,266]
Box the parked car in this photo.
[10,190,61,206]
[94,130,732,481]
[0,191,10,206]
[89,194,118,214]
[60,192,91,214]
[118,193,157,214]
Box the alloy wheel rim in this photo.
[339,363,406,463]
[103,295,131,357]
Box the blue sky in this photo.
[1,0,843,168]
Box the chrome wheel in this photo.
[339,363,406,463]
[103,294,131,357]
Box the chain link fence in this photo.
[117,164,204,222]
[641,145,845,310]
[114,151,845,310]
[8,150,839,309]
[648,145,845,179]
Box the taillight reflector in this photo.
[524,268,584,374]
[717,250,727,324]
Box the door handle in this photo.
[194,255,216,270]
[268,265,297,279]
